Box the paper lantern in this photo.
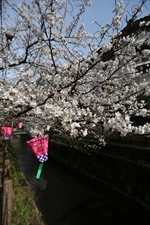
[27,136,49,179]
[1,126,13,140]
[18,121,23,128]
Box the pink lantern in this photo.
[18,121,23,128]
[1,126,13,140]
[27,136,49,163]
[27,136,49,179]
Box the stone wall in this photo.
[50,139,150,211]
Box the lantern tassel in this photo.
[36,163,44,179]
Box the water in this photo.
[11,136,150,225]
[11,136,38,177]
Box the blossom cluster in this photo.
[0,0,150,145]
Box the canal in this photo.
[11,136,150,225]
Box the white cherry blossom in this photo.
[0,0,149,145]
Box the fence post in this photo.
[2,142,12,225]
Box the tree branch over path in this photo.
[0,0,150,143]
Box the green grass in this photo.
[8,144,45,225]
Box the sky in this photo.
[9,0,150,35]
[1,0,150,77]
[3,0,150,58]
[82,0,150,34]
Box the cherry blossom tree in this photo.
[0,0,150,145]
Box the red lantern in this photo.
[18,121,23,128]
[27,136,49,162]
[27,136,49,179]
[1,126,13,140]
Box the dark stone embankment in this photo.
[50,137,150,211]
[10,134,150,225]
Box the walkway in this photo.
[11,136,150,225]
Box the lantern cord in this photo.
[36,162,44,179]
